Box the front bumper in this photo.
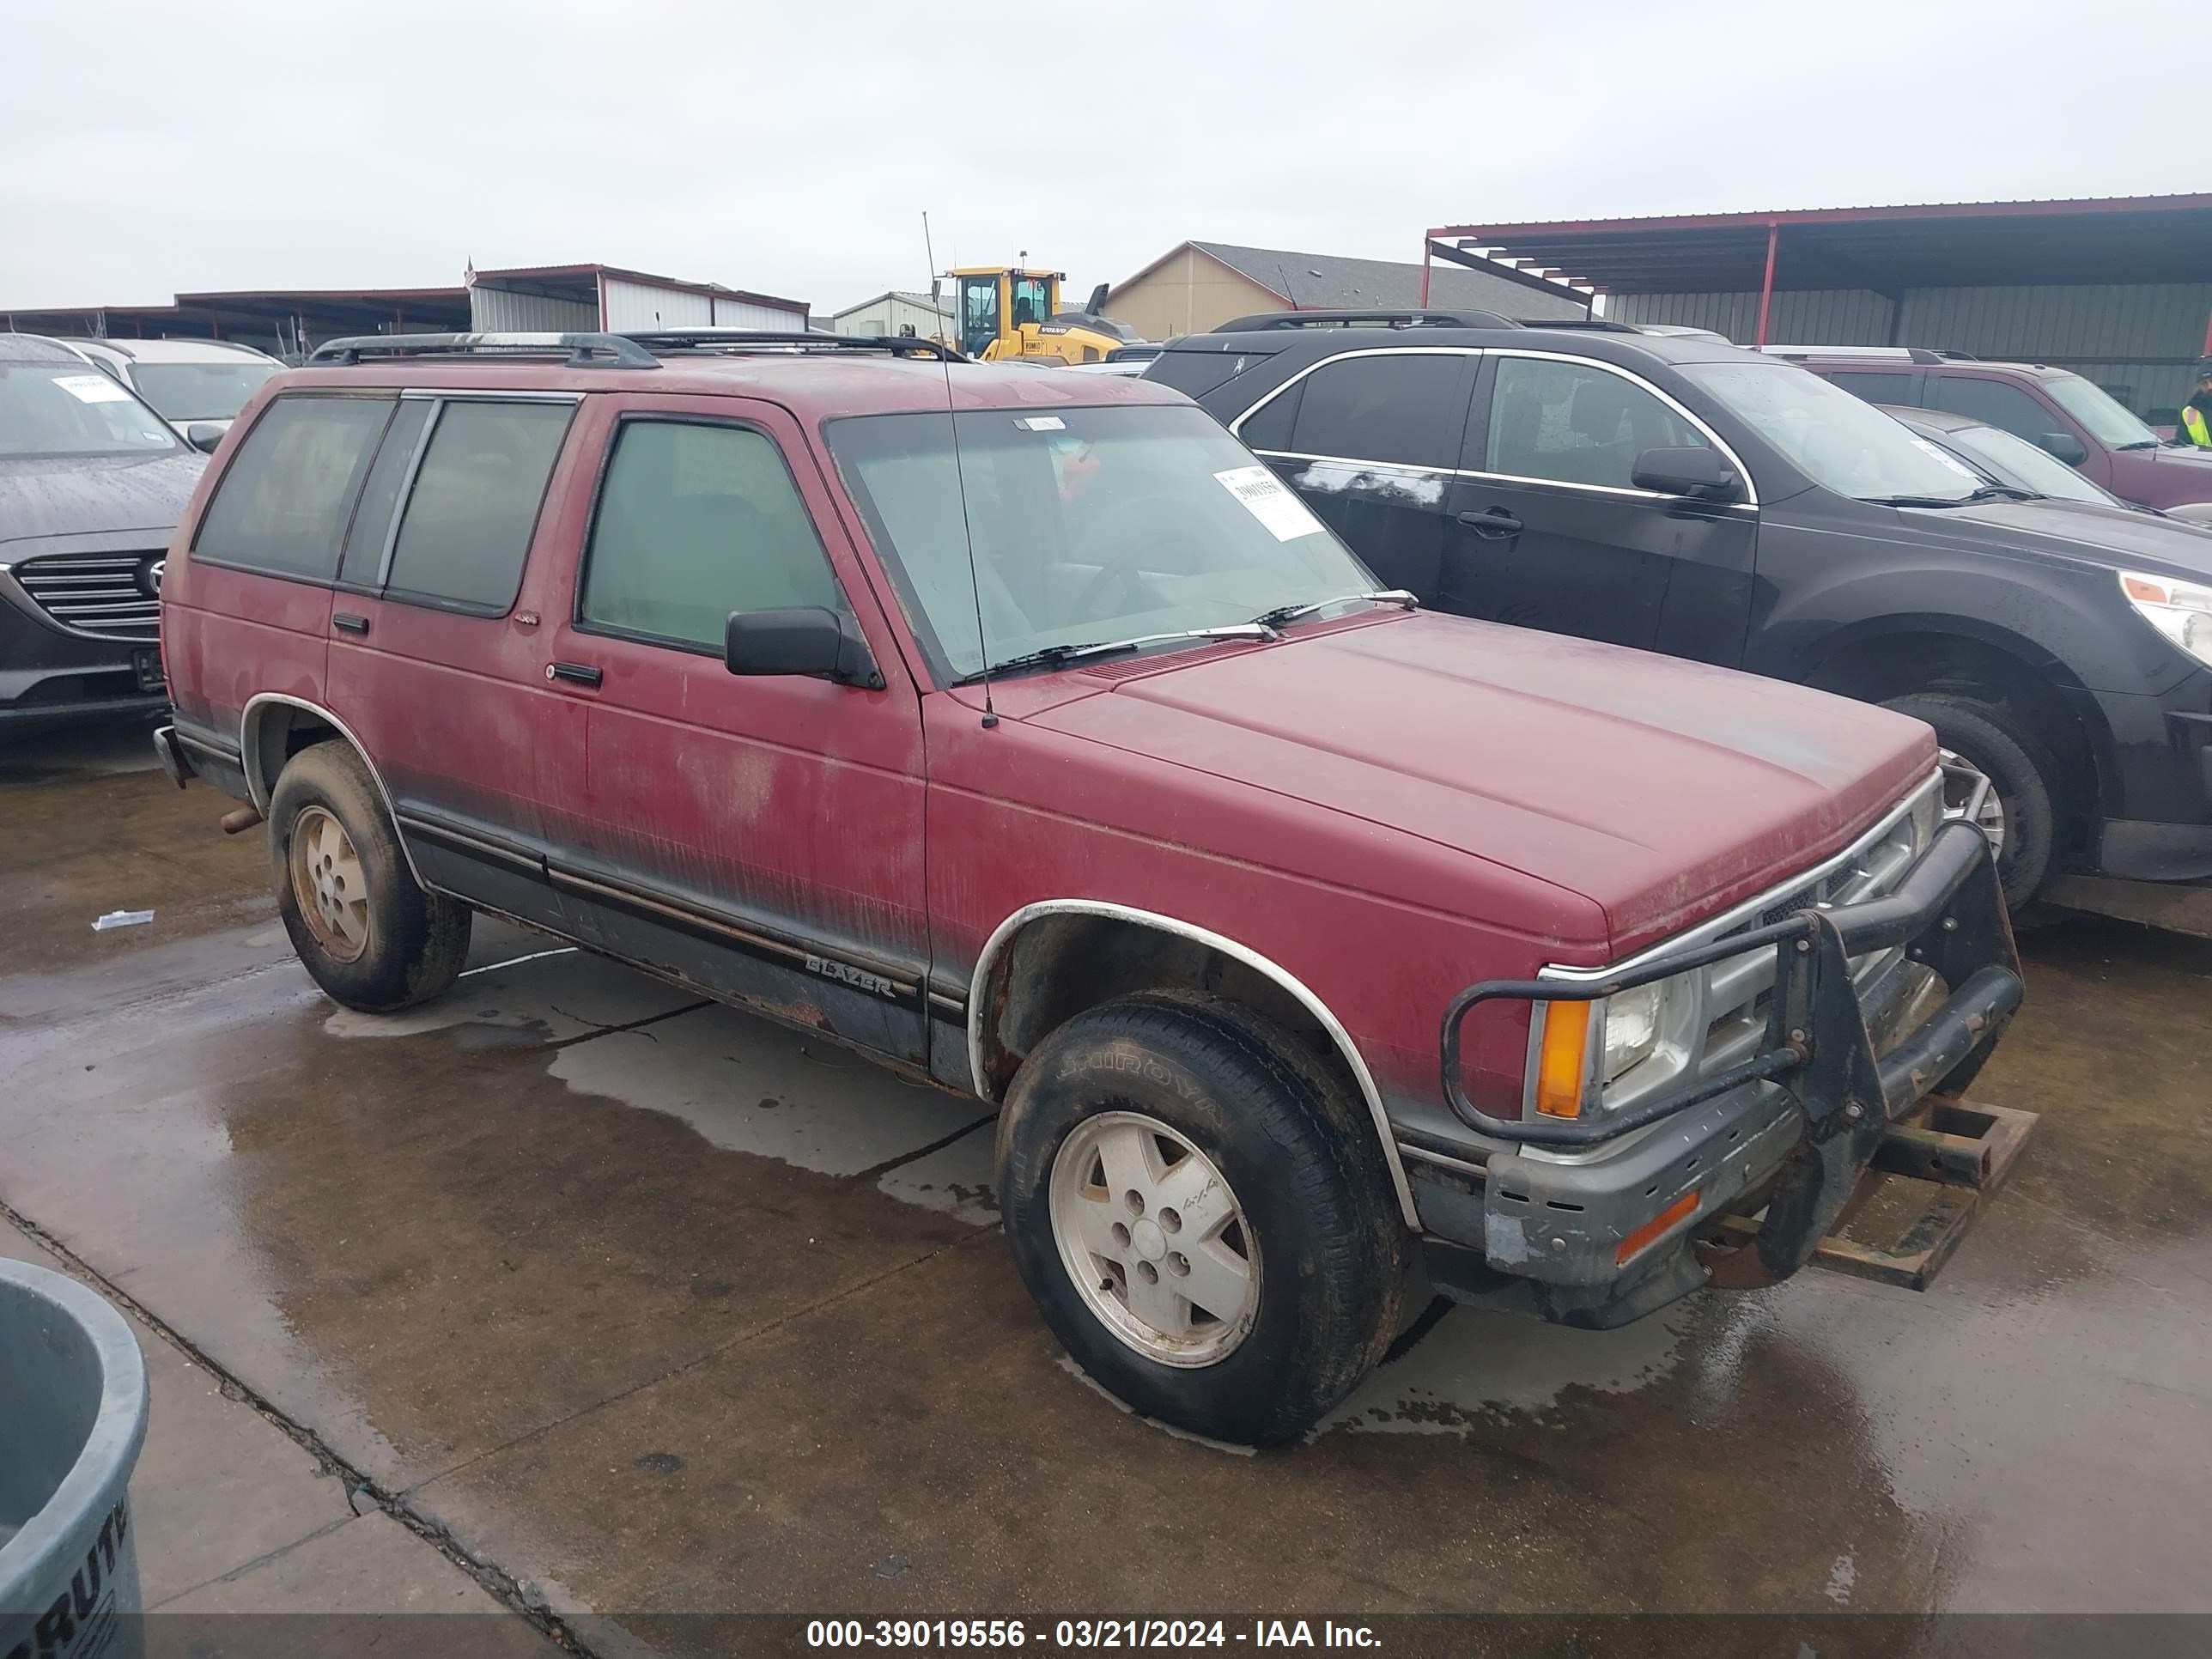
[1437,818,2023,1328]
[0,571,164,730]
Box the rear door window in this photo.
[580,419,845,652]
[1483,356,1709,489]
[336,400,433,587]
[192,394,392,580]
[1823,370,1920,408]
[1288,353,1475,470]
[382,400,574,614]
[1925,376,2064,446]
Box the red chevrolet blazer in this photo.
[152,329,2023,1444]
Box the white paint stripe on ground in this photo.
[459,946,580,977]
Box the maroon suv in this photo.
[1779,347,2212,510]
[152,329,2024,1444]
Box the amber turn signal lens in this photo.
[1615,1190,1701,1266]
[1534,1000,1591,1118]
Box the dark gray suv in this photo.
[0,332,204,730]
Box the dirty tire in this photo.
[1883,692,2056,910]
[270,740,471,1012]
[996,991,1407,1447]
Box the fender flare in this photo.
[239,693,428,888]
[968,899,1421,1228]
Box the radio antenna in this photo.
[927,211,995,728]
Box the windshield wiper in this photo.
[2118,439,2162,451]
[952,624,1278,685]
[1862,485,2031,507]
[1248,589,1419,631]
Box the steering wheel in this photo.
[1062,490,1197,625]
[1068,560,1153,625]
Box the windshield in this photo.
[131,360,276,422]
[1940,421,2117,505]
[0,362,179,458]
[1682,362,1984,502]
[2041,372,2160,448]
[826,403,1380,680]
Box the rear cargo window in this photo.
[580,419,844,652]
[192,394,393,580]
[1145,346,1276,400]
[383,400,573,614]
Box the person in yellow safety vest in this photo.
[2179,364,2212,447]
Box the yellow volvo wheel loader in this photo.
[945,266,1146,364]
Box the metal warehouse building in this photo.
[1425,194,2212,422]
[465,264,808,332]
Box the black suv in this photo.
[1148,311,2212,906]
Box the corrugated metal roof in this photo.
[1174,241,1586,319]
[1431,195,2212,295]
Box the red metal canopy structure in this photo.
[1423,194,2212,350]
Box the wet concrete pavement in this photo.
[3,720,2208,1638]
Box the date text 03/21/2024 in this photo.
[805,1620,1382,1650]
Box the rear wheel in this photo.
[270,741,471,1012]
[996,992,1406,1447]
[1883,692,2056,910]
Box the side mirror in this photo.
[724,607,884,689]
[2039,431,2088,466]
[184,422,226,454]
[1632,446,1742,501]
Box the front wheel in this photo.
[995,992,1407,1447]
[1883,692,2057,912]
[270,740,471,1012]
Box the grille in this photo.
[10,551,162,641]
[1543,772,1945,1120]
[1696,799,1929,1079]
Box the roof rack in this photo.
[307,329,968,369]
[620,329,966,361]
[1512,317,1639,333]
[1757,344,1977,365]
[1210,308,1518,333]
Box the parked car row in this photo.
[144,325,2029,1445]
[1141,313,2212,908]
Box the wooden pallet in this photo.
[1702,1098,2037,1291]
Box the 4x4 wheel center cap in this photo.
[1130,1218,1167,1261]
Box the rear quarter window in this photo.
[1144,345,1279,401]
[191,394,393,580]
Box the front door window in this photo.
[959,276,1002,357]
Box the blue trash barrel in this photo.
[0,1259,149,1659]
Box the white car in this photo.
[63,338,281,447]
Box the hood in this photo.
[1935,495,2212,585]
[1028,612,1934,952]
[2120,441,2212,507]
[0,450,206,550]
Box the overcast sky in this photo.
[4,0,2202,315]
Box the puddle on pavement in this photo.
[547,1002,982,1181]
[1324,1298,1690,1435]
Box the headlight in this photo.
[1600,982,1664,1084]
[1530,975,1692,1119]
[2120,570,2212,669]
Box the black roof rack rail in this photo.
[310,331,661,368]
[1516,317,1639,333]
[619,329,967,362]
[308,329,970,368]
[1209,308,1518,333]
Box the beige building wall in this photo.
[1108,247,1285,340]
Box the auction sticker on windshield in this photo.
[55,374,135,404]
[1216,465,1325,541]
